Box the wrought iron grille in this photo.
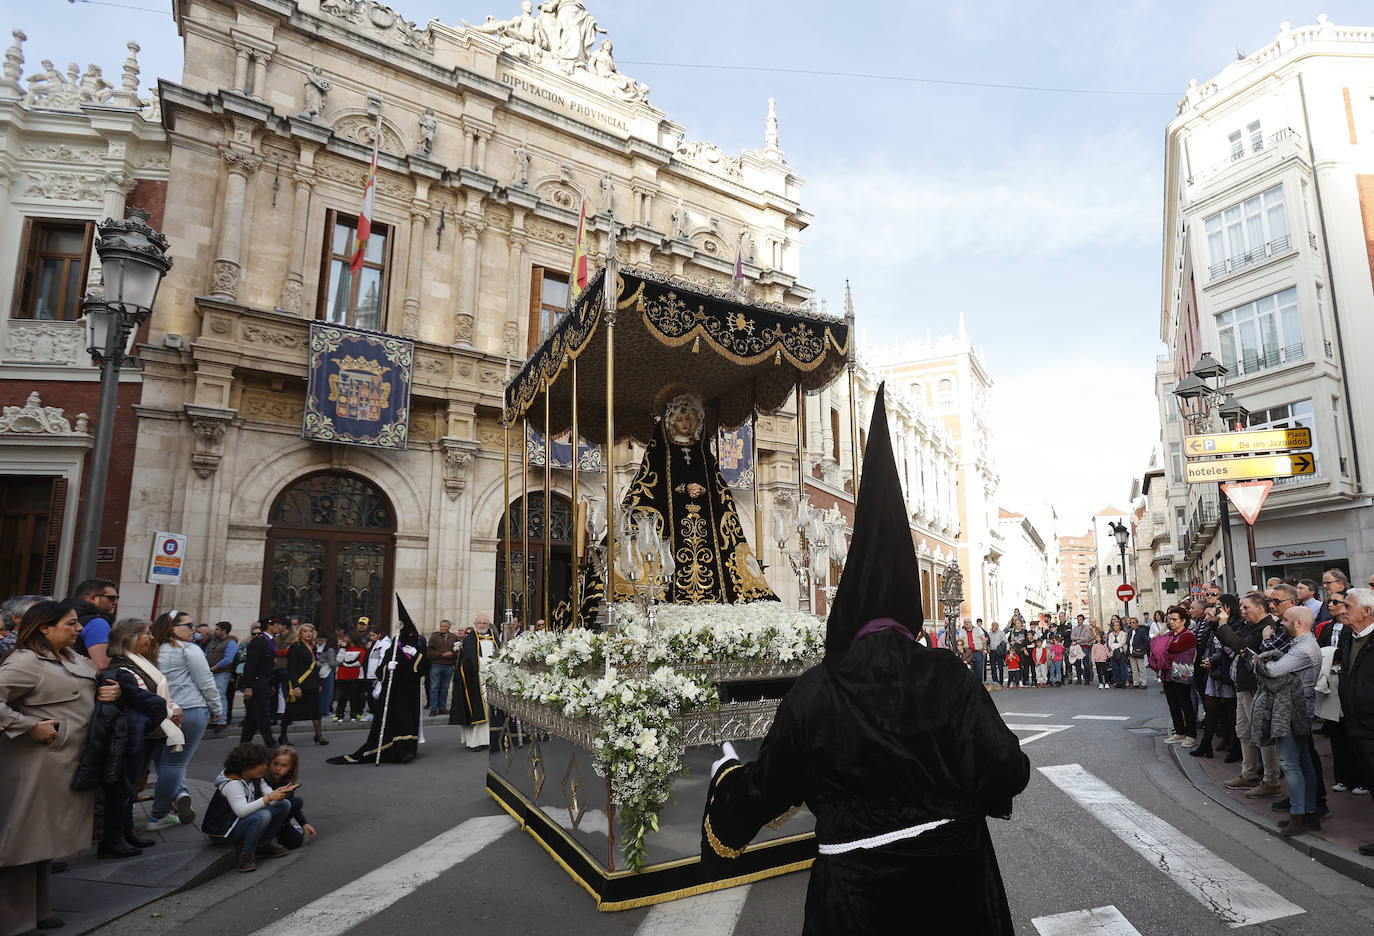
[270,473,392,529]
[499,491,574,543]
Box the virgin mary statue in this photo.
[566,392,775,627]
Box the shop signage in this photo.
[1259,539,1348,564]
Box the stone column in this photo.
[211,149,261,301]
[505,211,526,358]
[475,132,489,173]
[232,45,251,93]
[280,166,315,315]
[86,170,134,294]
[453,217,483,345]
[251,51,271,100]
[402,203,429,338]
[462,131,475,170]
[642,191,654,225]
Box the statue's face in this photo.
[673,411,694,437]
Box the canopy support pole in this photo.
[845,279,859,501]
[504,419,512,639]
[522,414,529,627]
[543,380,552,628]
[752,407,762,564]
[571,356,580,627]
[604,236,619,634]
[795,381,809,612]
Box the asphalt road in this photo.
[88,684,1374,936]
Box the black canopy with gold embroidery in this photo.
[503,266,850,443]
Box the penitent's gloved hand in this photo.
[711,741,740,777]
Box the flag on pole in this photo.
[350,115,383,275]
[569,200,589,304]
[733,232,744,283]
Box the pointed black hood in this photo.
[395,595,421,644]
[824,382,924,657]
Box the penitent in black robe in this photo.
[327,632,428,765]
[567,419,775,627]
[449,631,497,728]
[701,629,1030,935]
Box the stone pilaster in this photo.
[280,164,315,315]
[402,203,429,338]
[453,217,483,346]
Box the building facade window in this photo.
[936,378,955,409]
[1204,185,1289,279]
[0,475,66,598]
[12,218,94,321]
[1162,383,1177,423]
[1170,443,1183,484]
[527,266,569,352]
[1246,399,1316,486]
[319,210,391,330]
[1215,286,1303,377]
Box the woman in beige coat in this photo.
[0,600,120,935]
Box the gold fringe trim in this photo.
[703,817,743,859]
[596,860,814,912]
[486,787,603,904]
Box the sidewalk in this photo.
[1170,728,1374,887]
[47,778,232,936]
[45,714,456,935]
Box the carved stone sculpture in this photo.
[25,58,79,109]
[78,64,115,104]
[0,391,86,435]
[513,141,531,186]
[672,198,689,239]
[301,65,331,120]
[766,97,779,148]
[1,29,23,99]
[598,171,613,214]
[589,40,647,103]
[417,106,437,156]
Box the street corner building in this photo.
[2,0,830,631]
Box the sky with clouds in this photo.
[21,1,1372,537]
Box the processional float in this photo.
[488,235,855,910]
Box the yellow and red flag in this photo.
[350,115,383,275]
[569,199,589,304]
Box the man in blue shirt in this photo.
[68,578,119,672]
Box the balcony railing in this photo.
[1208,234,1293,280]
[1224,341,1305,378]
[1309,231,1318,250]
[1193,127,1303,185]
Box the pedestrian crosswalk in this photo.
[1031,905,1142,935]
[632,885,751,935]
[246,815,515,936]
[1039,764,1305,928]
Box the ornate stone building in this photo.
[0,30,166,599]
[127,1,816,629]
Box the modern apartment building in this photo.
[1158,16,1374,592]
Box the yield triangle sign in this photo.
[1222,480,1273,525]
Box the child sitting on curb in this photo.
[267,745,317,849]
[201,743,297,872]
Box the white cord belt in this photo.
[816,818,952,855]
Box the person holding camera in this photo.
[202,743,295,872]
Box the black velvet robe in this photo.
[449,631,495,727]
[327,634,428,765]
[702,630,1030,935]
[566,420,775,627]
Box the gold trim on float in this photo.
[486,769,814,911]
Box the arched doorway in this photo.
[262,471,395,636]
[495,491,574,626]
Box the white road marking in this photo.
[1005,723,1072,746]
[247,814,515,936]
[633,884,751,935]
[1032,905,1142,935]
[1039,764,1304,928]
[549,807,611,833]
[1073,714,1130,721]
[1002,712,1055,718]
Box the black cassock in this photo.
[702,632,1029,934]
[449,631,496,727]
[327,631,428,765]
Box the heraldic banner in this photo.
[717,422,754,489]
[303,322,414,449]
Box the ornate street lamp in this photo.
[939,559,964,650]
[72,208,173,584]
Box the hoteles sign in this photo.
[1259,539,1348,564]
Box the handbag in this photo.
[1169,660,1194,682]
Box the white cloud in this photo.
[991,357,1160,535]
[804,128,1160,266]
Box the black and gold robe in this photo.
[570,420,775,627]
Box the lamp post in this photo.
[1172,353,1248,593]
[939,559,964,651]
[72,208,173,585]
[1109,520,1130,620]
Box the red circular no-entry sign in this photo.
[1117,584,1137,602]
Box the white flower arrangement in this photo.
[483,602,824,870]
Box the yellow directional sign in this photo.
[1185,452,1316,483]
[1184,428,1311,457]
